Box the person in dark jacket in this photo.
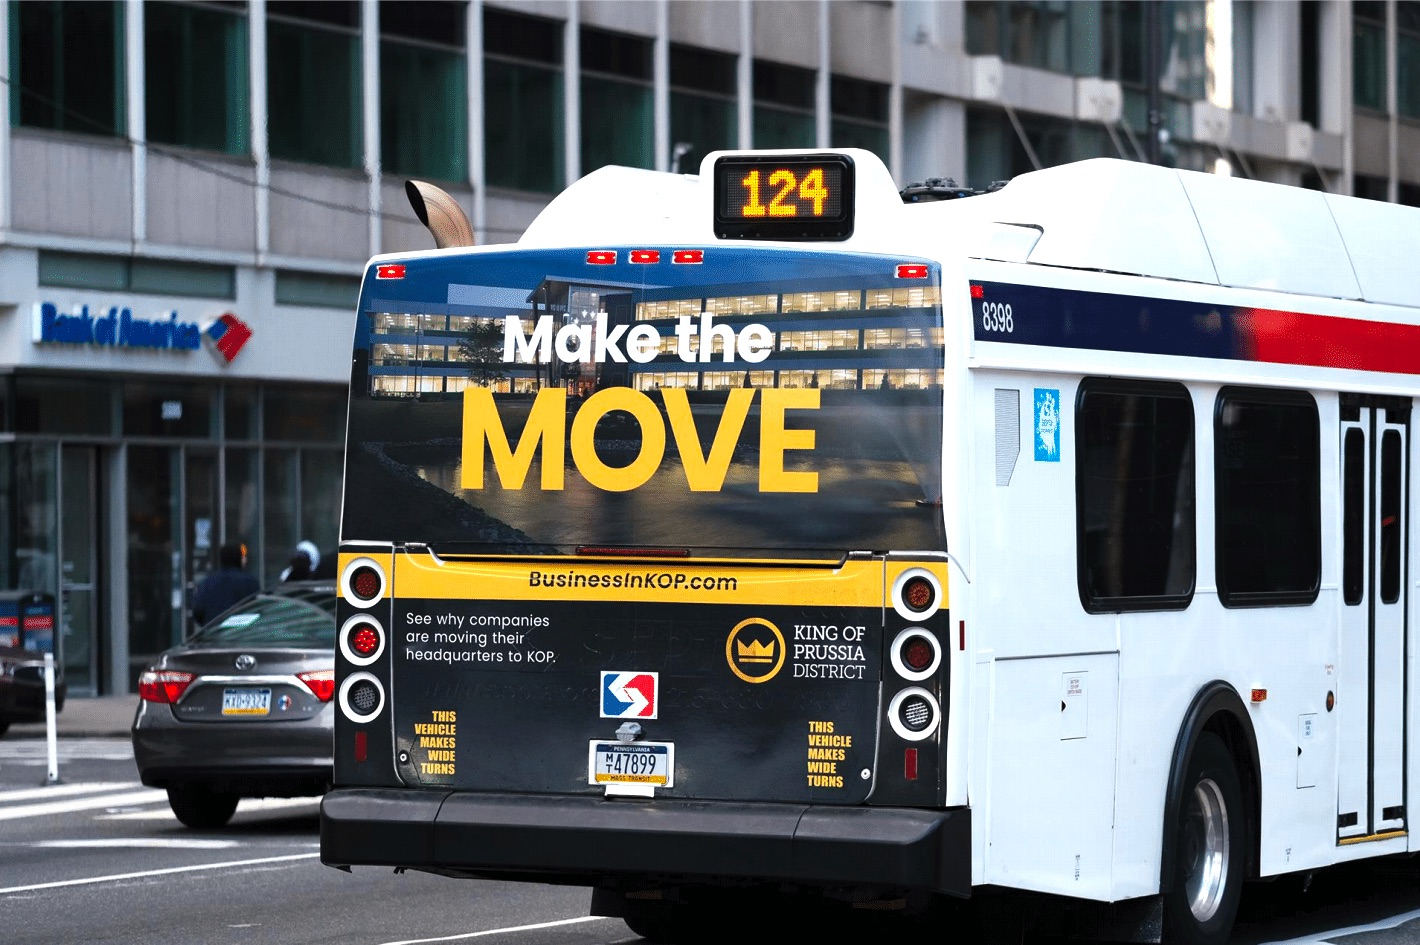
[190,541,260,626]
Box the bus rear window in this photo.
[343,248,947,555]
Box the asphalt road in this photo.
[4,738,1420,945]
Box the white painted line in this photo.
[0,782,140,804]
[99,796,319,821]
[375,916,610,945]
[1261,905,1420,945]
[32,838,242,850]
[0,789,166,822]
[0,852,320,895]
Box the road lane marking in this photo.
[0,782,141,804]
[99,796,320,820]
[1261,905,1420,944]
[0,851,319,895]
[31,839,243,850]
[0,738,133,761]
[376,916,611,945]
[0,788,166,821]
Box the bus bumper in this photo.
[320,788,970,896]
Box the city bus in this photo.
[320,148,1420,945]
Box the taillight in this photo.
[342,557,386,609]
[891,568,943,621]
[889,628,941,681]
[340,615,386,666]
[903,577,934,612]
[351,626,380,657]
[298,669,335,702]
[351,567,381,601]
[138,670,195,704]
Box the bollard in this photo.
[42,652,60,786]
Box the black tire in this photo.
[622,906,684,944]
[166,785,239,829]
[0,720,9,738]
[1162,732,1246,945]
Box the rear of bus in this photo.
[320,155,966,912]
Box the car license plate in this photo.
[221,688,272,716]
[588,741,674,787]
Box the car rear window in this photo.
[190,595,335,648]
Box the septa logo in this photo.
[202,312,253,365]
[375,264,406,279]
[601,671,658,719]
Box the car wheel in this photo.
[1162,732,1245,945]
[166,785,239,829]
[0,720,9,738]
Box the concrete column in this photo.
[564,4,580,183]
[362,0,382,257]
[250,0,270,260]
[888,1,903,183]
[126,0,146,245]
[738,0,752,148]
[1387,0,1398,201]
[816,0,829,148]
[468,0,486,243]
[654,0,669,171]
[0,1,10,232]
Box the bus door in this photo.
[1337,396,1410,841]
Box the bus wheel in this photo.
[1163,732,1244,945]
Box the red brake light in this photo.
[896,264,929,279]
[672,249,704,264]
[299,669,336,702]
[586,250,616,265]
[138,670,195,704]
[902,636,935,672]
[629,250,660,264]
[970,284,985,298]
[351,625,381,657]
[903,577,935,612]
[350,566,381,601]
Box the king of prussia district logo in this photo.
[726,617,785,683]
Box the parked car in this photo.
[0,645,65,737]
[132,581,336,828]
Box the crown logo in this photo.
[736,639,776,663]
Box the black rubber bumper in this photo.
[320,788,970,895]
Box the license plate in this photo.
[588,741,674,787]
[221,688,272,716]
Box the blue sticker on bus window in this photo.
[1034,389,1060,462]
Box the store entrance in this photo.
[59,446,100,695]
[126,446,219,688]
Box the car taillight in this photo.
[298,669,335,702]
[138,670,195,704]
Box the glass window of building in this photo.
[267,1,362,167]
[753,60,815,149]
[670,44,736,173]
[1232,0,1254,115]
[275,270,361,308]
[123,382,215,438]
[145,0,249,155]
[966,107,1108,186]
[1354,2,1386,111]
[39,252,237,299]
[580,27,653,173]
[380,1,467,181]
[263,384,347,442]
[11,0,125,136]
[830,75,888,162]
[1076,379,1195,612]
[483,8,563,193]
[966,0,1069,73]
[1399,2,1420,118]
[13,377,115,435]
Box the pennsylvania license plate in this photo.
[221,687,272,716]
[588,741,674,787]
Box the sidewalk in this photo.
[6,695,137,739]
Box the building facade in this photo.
[0,0,1411,695]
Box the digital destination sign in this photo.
[713,154,855,241]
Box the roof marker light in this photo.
[587,251,617,265]
[672,250,704,264]
[629,250,660,264]
[896,264,929,279]
[375,264,406,280]
[970,284,985,298]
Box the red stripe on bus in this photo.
[1239,308,1420,375]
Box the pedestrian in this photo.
[280,540,321,582]
[190,541,260,626]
